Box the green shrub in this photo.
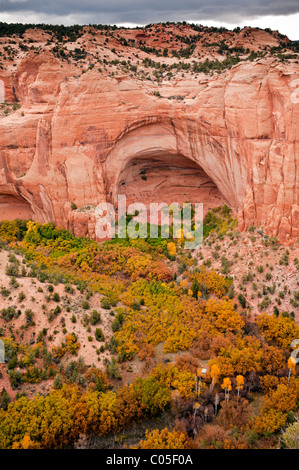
[90,310,101,325]
[105,358,121,379]
[5,263,19,277]
[238,293,247,308]
[100,298,110,310]
[53,293,60,302]
[95,328,105,342]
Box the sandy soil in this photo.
[0,248,115,397]
[194,231,299,321]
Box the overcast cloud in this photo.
[0,0,298,38]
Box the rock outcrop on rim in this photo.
[0,24,298,242]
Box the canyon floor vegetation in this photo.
[0,207,298,449]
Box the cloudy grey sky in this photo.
[0,0,298,39]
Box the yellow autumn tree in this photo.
[193,268,232,298]
[137,428,190,449]
[256,313,299,349]
[288,356,296,375]
[205,299,244,333]
[180,279,188,289]
[288,356,296,384]
[210,364,220,391]
[167,242,176,256]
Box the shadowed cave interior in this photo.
[116,152,226,213]
[0,194,34,220]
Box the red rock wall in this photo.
[0,53,298,242]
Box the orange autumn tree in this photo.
[210,364,220,391]
[236,375,244,396]
[288,356,296,384]
[12,435,41,450]
[221,378,232,402]
[288,356,296,374]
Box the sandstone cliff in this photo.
[0,24,298,241]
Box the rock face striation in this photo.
[0,25,298,242]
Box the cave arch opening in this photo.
[105,122,232,217]
[115,151,227,215]
[0,193,34,221]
